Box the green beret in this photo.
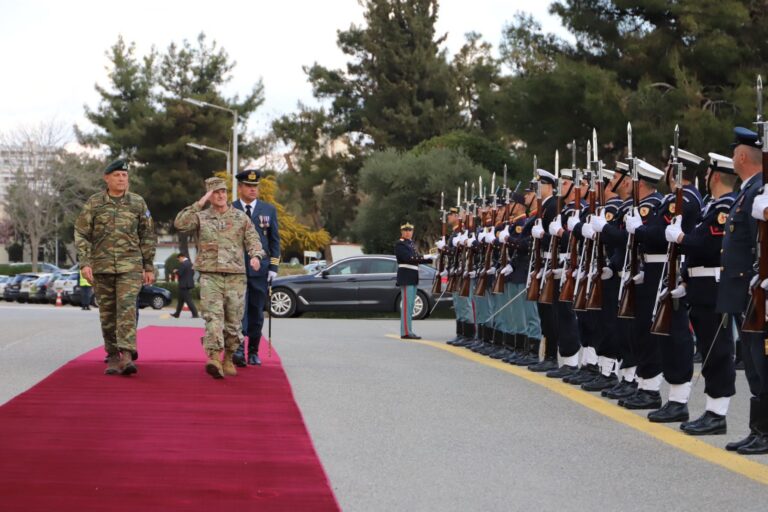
[104,159,128,174]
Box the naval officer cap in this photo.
[708,152,735,175]
[635,159,665,184]
[104,159,129,174]
[730,127,761,149]
[205,177,227,192]
[236,169,261,185]
[536,169,556,185]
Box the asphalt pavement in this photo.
[1,302,767,511]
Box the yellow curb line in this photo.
[387,334,768,487]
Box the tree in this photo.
[412,130,523,178]
[354,148,488,253]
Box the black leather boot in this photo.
[621,389,662,410]
[468,324,486,352]
[528,355,557,372]
[503,334,522,364]
[564,363,599,385]
[454,321,474,347]
[581,372,618,392]
[446,320,463,345]
[727,396,760,451]
[489,329,511,359]
[517,337,542,366]
[737,397,768,455]
[681,411,727,436]
[647,401,689,423]
[232,343,247,368]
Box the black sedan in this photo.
[269,254,450,319]
[69,284,172,310]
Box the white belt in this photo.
[688,266,721,282]
[398,264,419,270]
[643,254,666,263]
[559,254,568,263]
[542,252,552,260]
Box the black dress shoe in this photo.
[401,334,422,340]
[605,380,637,400]
[528,358,558,372]
[248,353,262,366]
[581,373,618,392]
[726,433,758,451]
[232,345,247,368]
[737,434,768,455]
[648,401,689,423]
[565,366,600,385]
[171,312,180,318]
[681,411,727,436]
[546,365,578,379]
[621,389,662,410]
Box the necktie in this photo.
[245,204,252,217]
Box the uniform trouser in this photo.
[634,262,694,384]
[495,282,527,335]
[200,272,246,353]
[538,302,557,358]
[689,304,735,398]
[452,293,468,322]
[400,285,417,336]
[242,275,268,352]
[174,287,198,316]
[555,293,581,358]
[470,279,491,325]
[578,309,599,350]
[595,275,621,360]
[740,328,768,397]
[93,272,142,355]
[80,285,93,307]
[524,299,542,339]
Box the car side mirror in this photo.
[321,270,329,279]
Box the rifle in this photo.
[743,75,768,335]
[559,140,583,303]
[539,150,562,305]
[575,135,599,311]
[475,173,497,296]
[459,183,477,298]
[585,128,606,311]
[650,125,684,335]
[431,191,446,295]
[618,123,640,319]
[446,186,464,293]
[526,156,544,301]
[493,181,520,295]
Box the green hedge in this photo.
[0,264,33,276]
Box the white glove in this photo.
[549,217,563,237]
[487,266,497,275]
[440,270,448,277]
[575,268,585,281]
[424,253,437,261]
[762,278,768,291]
[552,268,563,280]
[451,235,460,247]
[532,219,545,239]
[601,267,614,280]
[567,213,580,232]
[469,271,477,278]
[665,215,683,243]
[501,264,513,276]
[485,228,495,242]
[591,211,608,233]
[752,189,768,221]
[750,274,760,290]
[465,234,475,247]
[632,271,645,285]
[625,208,643,234]
[499,227,510,243]
[268,270,278,282]
[670,284,686,299]
[581,223,596,240]
[436,237,446,250]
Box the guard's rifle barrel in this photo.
[618,123,639,319]
[576,157,598,311]
[585,155,606,311]
[526,157,544,301]
[493,182,519,296]
[560,141,583,303]
[459,198,476,297]
[539,150,562,305]
[432,192,446,295]
[651,125,683,335]
[743,75,768,335]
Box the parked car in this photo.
[303,260,327,274]
[47,272,79,304]
[28,273,60,303]
[0,276,9,298]
[70,284,172,310]
[269,254,449,319]
[4,273,40,302]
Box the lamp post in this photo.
[183,97,239,200]
[186,142,231,182]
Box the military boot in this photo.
[119,350,137,376]
[446,320,463,345]
[517,337,542,366]
[455,322,475,348]
[502,333,521,364]
[726,396,760,451]
[205,350,225,379]
[104,354,121,375]
[222,350,238,376]
[736,397,768,455]
[490,329,511,359]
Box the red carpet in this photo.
[0,326,339,512]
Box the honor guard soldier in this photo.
[174,177,265,379]
[725,127,768,454]
[667,153,737,435]
[232,169,281,367]
[396,223,434,339]
[441,207,470,345]
[74,159,157,376]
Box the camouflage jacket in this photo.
[74,191,157,274]
[174,203,265,273]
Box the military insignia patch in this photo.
[605,212,615,222]
[515,226,523,234]
[639,206,650,217]
[717,212,728,225]
[669,203,676,214]
[730,224,735,232]
[248,172,257,181]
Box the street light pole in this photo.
[183,97,240,201]
[186,142,231,183]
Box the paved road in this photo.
[1,303,767,511]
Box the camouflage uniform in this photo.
[174,199,265,355]
[74,191,156,356]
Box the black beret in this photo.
[236,169,261,185]
[104,159,128,174]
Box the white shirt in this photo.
[241,198,258,214]
[741,172,760,191]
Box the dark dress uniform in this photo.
[232,170,281,366]
[396,232,431,338]
[173,257,198,318]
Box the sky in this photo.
[0,0,568,140]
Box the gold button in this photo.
[720,266,724,271]
[740,273,744,277]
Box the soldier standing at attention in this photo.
[396,222,434,339]
[174,177,265,379]
[74,159,157,376]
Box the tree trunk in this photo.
[30,235,40,272]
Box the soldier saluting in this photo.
[74,159,157,376]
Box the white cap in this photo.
[615,162,629,174]
[708,152,734,173]
[600,169,616,180]
[636,159,665,183]
[536,169,556,185]
[669,146,705,166]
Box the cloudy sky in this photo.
[0,0,566,138]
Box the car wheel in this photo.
[151,295,165,310]
[396,290,430,320]
[270,288,297,318]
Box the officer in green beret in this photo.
[74,159,157,376]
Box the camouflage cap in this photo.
[205,177,227,192]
